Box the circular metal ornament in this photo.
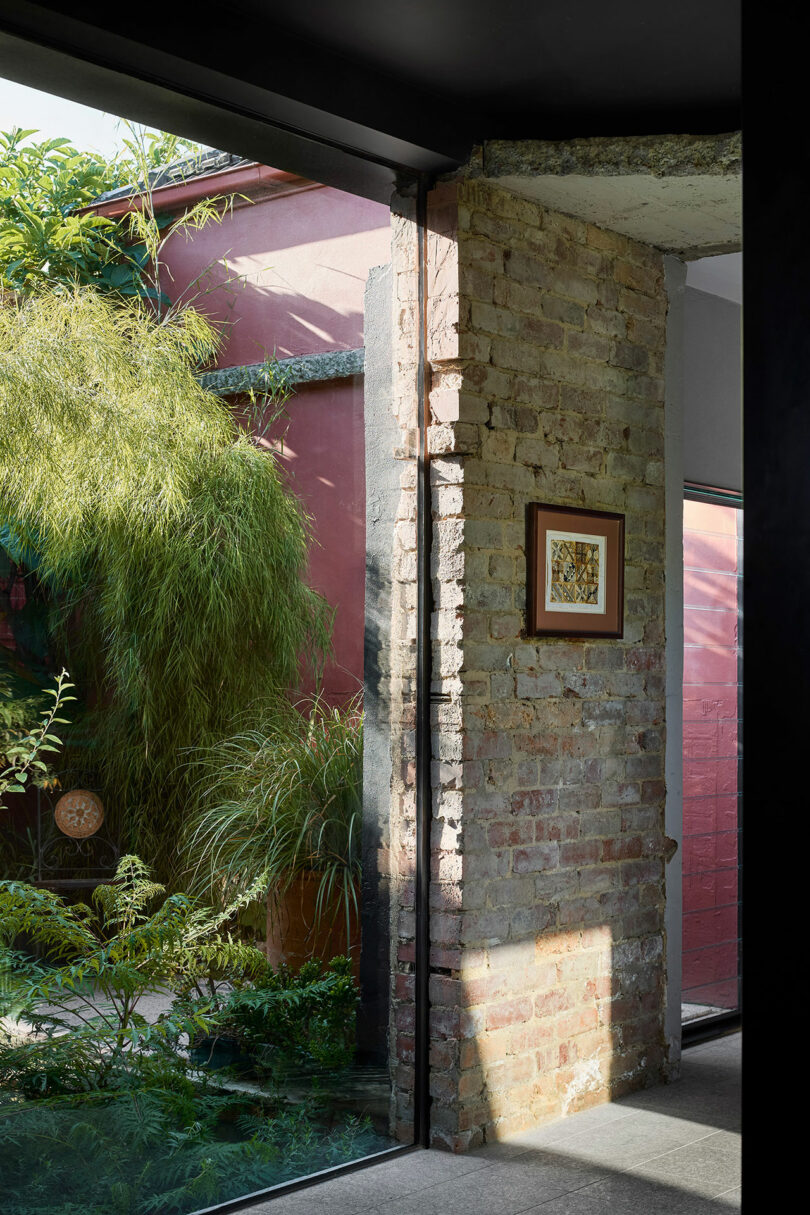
[54,790,104,839]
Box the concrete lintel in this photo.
[476,133,741,258]
[199,347,364,396]
[482,132,741,179]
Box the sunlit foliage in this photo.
[0,289,330,876]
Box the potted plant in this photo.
[184,693,362,973]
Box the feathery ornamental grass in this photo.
[0,288,331,878]
[184,693,363,944]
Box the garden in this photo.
[0,125,389,1213]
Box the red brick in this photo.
[601,836,643,862]
[534,987,572,1018]
[557,1007,599,1038]
[560,840,601,867]
[513,844,560,873]
[511,789,557,814]
[535,814,580,842]
[488,821,535,847]
[485,997,534,1031]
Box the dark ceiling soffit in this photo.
[0,1,475,161]
[0,17,463,203]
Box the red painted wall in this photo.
[156,176,391,700]
[682,498,742,1010]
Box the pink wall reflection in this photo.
[682,498,742,1010]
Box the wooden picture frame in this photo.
[526,503,625,638]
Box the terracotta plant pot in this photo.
[265,872,361,978]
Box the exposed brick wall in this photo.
[388,178,671,1149]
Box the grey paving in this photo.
[240,1032,741,1214]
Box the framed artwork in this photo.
[526,503,625,637]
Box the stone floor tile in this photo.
[714,1185,742,1208]
[238,1034,741,1215]
[521,1171,742,1214]
[498,1100,640,1150]
[626,1129,741,1198]
[268,1149,490,1212]
[238,1193,324,1215]
[537,1114,724,1172]
[359,1154,608,1215]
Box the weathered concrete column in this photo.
[359,262,397,1065]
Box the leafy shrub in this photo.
[0,666,72,810]
[0,855,266,1095]
[222,955,360,1076]
[0,862,385,1215]
[0,125,202,297]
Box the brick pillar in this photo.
[389,177,670,1149]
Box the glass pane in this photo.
[681,497,742,1025]
[0,106,414,1212]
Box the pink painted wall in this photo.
[682,498,742,1010]
[157,175,390,700]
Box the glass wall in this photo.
[0,112,419,1212]
[681,494,742,1026]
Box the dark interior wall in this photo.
[742,2,802,1173]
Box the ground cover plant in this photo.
[0,857,386,1214]
[0,1095,384,1215]
[0,854,267,1094]
[184,955,361,1082]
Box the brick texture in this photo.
[388,179,670,1150]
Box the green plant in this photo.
[0,1087,384,1215]
[0,863,385,1215]
[231,955,359,1075]
[0,854,267,1095]
[0,127,122,294]
[0,125,203,298]
[0,666,73,810]
[0,863,384,1213]
[184,693,362,944]
[101,123,245,322]
[179,955,360,1080]
[0,289,330,878]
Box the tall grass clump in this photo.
[0,288,331,878]
[184,693,362,946]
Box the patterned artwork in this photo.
[544,529,606,614]
[549,537,600,604]
[54,789,105,839]
[528,505,623,636]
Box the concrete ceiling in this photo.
[479,133,741,259]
